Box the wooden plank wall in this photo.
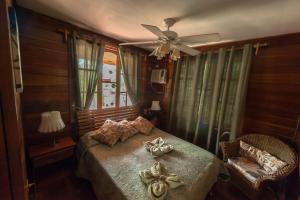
[196,34,300,145]
[16,7,149,144]
[147,33,300,193]
[151,33,300,146]
[17,8,71,144]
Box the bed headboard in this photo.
[76,107,139,137]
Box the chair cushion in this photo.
[239,141,287,174]
[228,157,268,184]
[239,141,263,164]
[260,151,287,174]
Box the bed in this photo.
[76,108,222,200]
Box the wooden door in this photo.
[0,0,29,199]
[0,103,12,199]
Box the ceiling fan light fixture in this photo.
[170,48,180,61]
[159,43,170,55]
[152,47,159,56]
[152,45,166,60]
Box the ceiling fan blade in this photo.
[141,24,167,39]
[178,33,220,45]
[171,43,200,56]
[119,41,159,46]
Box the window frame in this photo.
[95,45,133,111]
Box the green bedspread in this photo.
[77,128,221,200]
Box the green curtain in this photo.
[118,47,141,105]
[71,37,105,109]
[168,44,252,154]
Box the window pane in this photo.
[102,83,116,108]
[103,51,117,65]
[120,70,126,92]
[79,69,85,92]
[120,93,127,107]
[127,94,132,106]
[78,58,85,68]
[102,63,116,82]
[89,93,97,110]
[119,69,133,107]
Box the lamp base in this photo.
[52,135,60,147]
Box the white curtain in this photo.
[70,37,105,109]
[118,47,142,105]
[168,44,253,154]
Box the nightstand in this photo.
[29,137,75,179]
[143,111,162,127]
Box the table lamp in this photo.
[150,101,161,111]
[38,111,65,146]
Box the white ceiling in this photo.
[17,0,300,47]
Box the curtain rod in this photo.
[56,28,119,46]
[56,29,149,55]
[192,42,269,56]
[253,42,268,55]
[222,42,269,55]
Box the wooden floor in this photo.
[33,161,295,200]
[33,161,96,200]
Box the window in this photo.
[88,45,133,110]
[119,69,133,107]
[102,52,117,109]
[78,57,98,109]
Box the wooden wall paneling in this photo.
[0,104,12,200]
[17,7,71,144]
[140,56,175,130]
[0,0,28,199]
[152,32,300,145]
[16,6,149,144]
[151,33,300,195]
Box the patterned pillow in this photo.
[239,141,262,163]
[260,151,287,174]
[239,141,287,174]
[118,120,139,142]
[131,116,154,135]
[228,157,268,183]
[92,119,121,147]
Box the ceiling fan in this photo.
[119,18,220,61]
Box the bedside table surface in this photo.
[29,137,75,158]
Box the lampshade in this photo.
[38,111,65,133]
[153,47,164,60]
[150,101,161,111]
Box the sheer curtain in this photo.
[118,47,142,105]
[70,36,105,109]
[168,44,252,154]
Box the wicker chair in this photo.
[220,134,298,200]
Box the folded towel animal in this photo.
[144,137,174,157]
[139,162,184,200]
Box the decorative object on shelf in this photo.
[151,69,167,84]
[38,111,65,146]
[9,7,23,93]
[142,101,162,127]
[150,101,161,111]
[150,69,167,94]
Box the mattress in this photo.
[77,128,221,200]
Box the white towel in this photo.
[139,162,184,200]
[144,137,174,157]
